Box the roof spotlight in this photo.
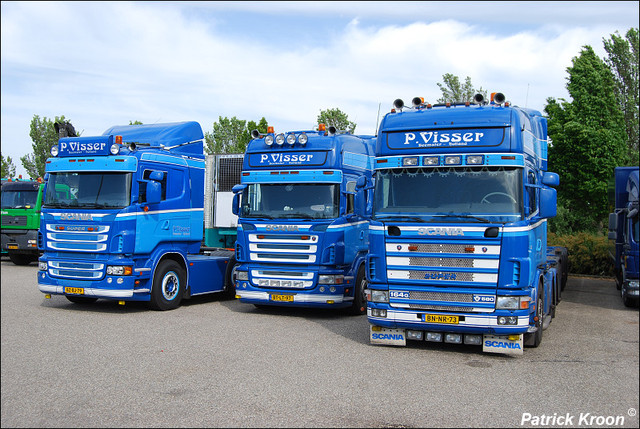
[286,133,296,145]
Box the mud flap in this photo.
[482,334,523,356]
[370,325,406,346]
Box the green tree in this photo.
[1,153,17,179]
[603,28,639,159]
[129,120,143,125]
[436,73,487,104]
[545,45,629,233]
[20,115,76,179]
[317,108,356,133]
[204,116,268,154]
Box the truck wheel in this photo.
[222,255,237,299]
[9,254,34,266]
[66,296,98,304]
[150,260,185,311]
[525,293,543,348]
[349,265,367,315]
[622,286,639,308]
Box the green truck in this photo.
[1,179,44,265]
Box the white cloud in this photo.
[1,1,638,177]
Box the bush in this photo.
[548,232,613,277]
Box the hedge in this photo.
[547,232,614,277]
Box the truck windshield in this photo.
[240,183,339,219]
[1,188,38,209]
[43,172,132,209]
[373,166,523,223]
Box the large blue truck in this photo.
[359,93,567,355]
[37,122,234,310]
[608,166,639,307]
[232,124,375,313]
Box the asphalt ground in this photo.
[1,258,638,428]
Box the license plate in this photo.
[7,244,18,250]
[423,314,459,324]
[64,287,84,295]
[270,294,294,302]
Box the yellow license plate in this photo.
[7,244,18,249]
[64,287,84,295]
[270,294,294,302]
[424,314,459,324]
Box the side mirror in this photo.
[232,184,246,216]
[608,212,618,231]
[542,172,559,187]
[539,187,557,219]
[146,181,162,204]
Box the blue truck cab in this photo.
[37,122,233,310]
[359,94,566,355]
[232,125,375,313]
[608,166,639,307]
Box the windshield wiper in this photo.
[374,215,428,223]
[431,213,490,223]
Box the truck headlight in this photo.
[39,262,48,271]
[106,265,132,275]
[371,290,389,303]
[496,296,530,310]
[318,275,344,285]
[236,270,249,281]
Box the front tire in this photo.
[9,253,36,266]
[525,292,544,348]
[222,255,237,299]
[150,260,185,311]
[349,265,367,315]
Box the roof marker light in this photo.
[423,156,439,166]
[444,155,462,165]
[466,155,484,165]
[402,157,419,166]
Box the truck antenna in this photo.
[525,83,530,108]
[375,102,381,136]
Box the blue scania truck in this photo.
[37,122,234,310]
[359,94,567,355]
[232,124,375,313]
[608,166,639,307]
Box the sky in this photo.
[1,1,639,178]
